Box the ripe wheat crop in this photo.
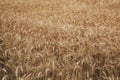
[0,0,120,80]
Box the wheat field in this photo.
[0,0,120,80]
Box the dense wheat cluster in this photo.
[0,0,120,80]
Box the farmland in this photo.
[0,0,120,80]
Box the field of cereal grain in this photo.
[0,0,120,80]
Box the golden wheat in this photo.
[0,0,120,80]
